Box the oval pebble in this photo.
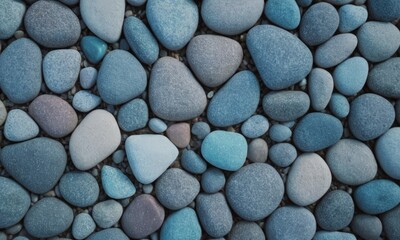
[375,127,400,180]
[268,124,291,142]
[191,121,210,140]
[80,67,97,89]
[4,109,39,142]
[72,90,102,112]
[247,138,268,163]
[329,93,350,119]
[333,56,369,96]
[368,0,400,22]
[368,57,400,98]
[201,168,225,194]
[59,172,99,207]
[0,0,26,40]
[101,165,136,199]
[338,4,368,33]
[72,213,96,240]
[351,214,382,240]
[149,118,167,133]
[241,115,269,139]
[269,143,297,167]
[229,221,265,240]
[92,200,123,229]
[265,0,300,30]
[314,231,356,240]
[87,228,129,240]
[181,149,208,174]
[308,68,334,111]
[160,208,201,240]
[382,205,400,240]
[117,98,148,132]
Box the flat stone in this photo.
[314,231,356,240]
[87,228,129,240]
[382,205,400,240]
[247,138,268,163]
[262,91,310,121]
[81,36,108,64]
[4,109,39,142]
[102,165,136,199]
[166,123,190,148]
[72,213,96,240]
[229,221,265,240]
[269,143,297,167]
[201,167,225,194]
[160,207,201,240]
[265,0,300,30]
[333,56,369,96]
[375,127,400,180]
[181,149,208,174]
[351,214,382,240]
[117,98,148,132]
[329,93,350,119]
[72,90,102,112]
[308,68,334,111]
[368,57,400,98]
[368,0,400,22]
[59,172,99,207]
[268,124,291,142]
[0,0,26,39]
[80,67,97,89]
[92,200,123,228]
[338,4,368,33]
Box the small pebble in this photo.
[247,138,268,163]
[241,115,269,139]
[269,143,297,167]
[201,168,226,194]
[112,150,125,164]
[4,109,39,142]
[160,208,202,240]
[329,93,350,119]
[80,67,97,89]
[181,150,208,174]
[59,171,99,207]
[191,121,210,140]
[72,90,102,112]
[72,213,96,240]
[166,123,191,148]
[117,98,149,132]
[92,200,123,229]
[80,36,108,64]
[149,118,167,133]
[351,214,382,240]
[269,124,292,142]
[102,165,136,199]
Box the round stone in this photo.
[4,109,39,142]
[160,208,201,240]
[201,168,226,194]
[351,214,382,240]
[265,0,300,30]
[329,93,350,119]
[333,56,369,96]
[92,200,123,228]
[247,138,268,163]
[308,68,334,111]
[166,123,191,148]
[191,122,210,140]
[181,149,207,174]
[101,165,136,199]
[0,0,26,40]
[241,115,269,139]
[72,90,102,113]
[338,4,368,33]
[368,57,400,99]
[117,98,148,132]
[80,67,97,89]
[112,150,125,164]
[269,124,291,142]
[375,127,400,180]
[72,213,96,240]
[59,172,99,207]
[269,143,297,167]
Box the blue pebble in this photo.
[382,205,400,240]
[375,127,400,180]
[229,221,265,240]
[72,90,102,112]
[181,149,208,174]
[308,68,333,111]
[112,149,125,164]
[269,124,292,142]
[325,0,353,5]
[333,57,369,96]
[191,121,210,139]
[201,167,226,193]
[296,0,312,7]
[117,98,148,132]
[368,57,400,98]
[351,214,382,240]
[241,115,269,139]
[59,172,99,207]
[149,118,167,133]
[87,228,129,240]
[119,38,130,51]
[368,0,400,22]
[101,165,136,199]
[81,36,108,64]
[72,213,96,240]
[269,143,297,167]
[314,231,356,240]
[0,0,26,40]
[4,109,39,142]
[160,207,201,240]
[329,93,350,119]
[264,0,300,30]
[263,91,310,122]
[123,16,159,65]
[80,67,97,89]
[338,4,368,33]
[127,0,147,6]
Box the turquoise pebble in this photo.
[269,124,292,142]
[329,93,350,119]
[265,0,300,30]
[181,149,208,174]
[101,165,136,199]
[72,90,101,112]
[72,213,96,240]
[375,127,400,180]
[160,208,202,240]
[338,4,368,33]
[149,118,167,133]
[4,109,39,142]
[81,36,108,64]
[79,67,97,89]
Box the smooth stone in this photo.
[142,184,153,194]
[72,213,96,240]
[201,0,264,35]
[4,109,39,142]
[376,128,400,179]
[324,0,353,4]
[229,221,265,240]
[149,57,207,121]
[348,93,395,141]
[59,0,79,5]
[338,4,368,33]
[24,0,80,48]
[300,2,339,46]
[123,16,159,65]
[201,168,225,194]
[29,94,78,138]
[201,130,247,171]
[241,115,269,139]
[357,21,400,62]
[333,56,369,96]
[191,122,210,140]
[247,25,313,90]
[368,0,400,22]
[149,118,167,133]
[368,57,400,98]
[382,205,400,240]
[112,150,125,164]
[181,149,208,174]
[0,0,25,39]
[80,0,125,43]
[166,123,190,148]
[81,36,108,64]
[121,194,165,239]
[315,33,358,68]
[309,68,333,111]
[269,143,297,167]
[87,228,129,240]
[97,50,147,105]
[59,172,99,207]
[70,109,121,170]
[208,71,260,127]
[0,38,41,104]
[354,179,400,214]
[265,0,300,30]
[326,139,377,185]
[127,0,146,6]
[0,100,7,126]
[196,193,233,238]
[146,0,198,50]
[72,90,102,112]
[314,231,356,240]
[187,35,242,88]
[265,206,316,240]
[160,208,201,240]
[263,91,310,122]
[125,134,178,184]
[269,124,291,142]
[80,67,97,89]
[101,165,136,199]
[92,200,123,228]
[0,177,30,228]
[117,98,148,132]
[287,153,332,206]
[24,197,73,238]
[293,112,343,152]
[226,163,284,221]
[1,137,67,194]
[351,214,382,240]
[247,138,268,163]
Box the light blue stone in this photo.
[0,0,26,39]
[117,98,148,132]
[112,149,125,164]
[208,71,260,127]
[72,90,101,112]
[81,36,108,64]
[269,143,297,167]
[309,68,334,111]
[191,121,210,139]
[101,165,136,199]
[72,213,96,240]
[338,4,368,33]
[329,93,350,119]
[181,149,207,174]
[368,57,400,98]
[160,208,202,240]
[241,115,269,139]
[368,0,400,22]
[127,0,147,6]
[59,172,99,207]
[375,128,400,180]
[269,124,291,142]
[123,16,159,65]
[4,109,39,142]
[265,0,300,30]
[149,118,167,133]
[201,167,225,193]
[314,231,356,240]
[263,91,310,122]
[333,57,369,96]
[80,67,97,89]
[201,130,247,171]
[146,0,198,50]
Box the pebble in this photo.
[191,122,210,140]
[72,213,96,240]
[264,0,300,30]
[196,193,233,238]
[269,124,291,142]
[0,177,30,229]
[24,197,73,238]
[4,109,39,142]
[0,0,26,39]
[229,221,265,240]
[351,214,382,240]
[375,128,400,180]
[308,68,333,111]
[0,100,7,126]
[97,50,147,105]
[382,205,400,240]
[201,130,247,171]
[313,231,356,240]
[299,2,339,46]
[80,67,97,89]
[149,57,207,121]
[143,184,153,194]
[5,224,22,235]
[338,4,368,33]
[186,35,243,88]
[146,0,198,50]
[149,118,167,133]
[70,109,121,170]
[241,115,269,139]
[265,206,316,240]
[24,0,80,48]
[368,57,400,98]
[102,165,136,199]
[333,56,369,96]
[123,16,159,65]
[72,90,102,112]
[262,91,310,122]
[287,153,332,206]
[315,33,358,68]
[87,228,129,240]
[166,123,190,148]
[201,0,264,35]
[59,0,79,5]
[247,25,313,90]
[368,0,400,22]
[59,171,99,207]
[226,163,284,221]
[80,0,125,43]
[181,150,207,174]
[1,137,67,194]
[348,93,395,141]
[127,0,147,6]
[117,98,148,132]
[357,21,400,62]
[247,138,268,163]
[81,36,108,64]
[201,168,225,194]
[29,94,78,138]
[326,139,377,185]
[121,194,165,239]
[0,38,42,104]
[125,134,178,184]
[160,207,202,240]
[92,200,123,228]
[293,112,343,152]
[269,143,297,167]
[324,0,353,5]
[354,179,400,214]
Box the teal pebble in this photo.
[269,143,297,167]
[72,213,96,240]
[4,109,39,142]
[117,98,148,132]
[149,118,167,133]
[81,36,108,64]
[333,57,369,96]
[269,124,292,142]
[101,165,136,199]
[160,208,202,240]
[329,93,350,119]
[375,127,400,180]
[201,167,226,193]
[72,90,101,112]
[79,67,97,89]
[181,149,208,174]
[264,0,300,30]
[241,115,269,139]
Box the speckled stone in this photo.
[351,214,382,240]
[181,149,208,174]
[338,4,368,33]
[117,98,148,132]
[59,172,99,207]
[375,128,400,180]
[268,124,291,142]
[241,115,269,139]
[92,200,123,228]
[101,165,136,199]
[166,123,191,148]
[4,109,39,142]
[201,168,225,194]
[308,68,334,111]
[87,228,129,240]
[228,221,265,240]
[333,56,369,96]
[368,0,400,22]
[269,143,297,167]
[72,90,102,112]
[149,118,167,133]
[265,0,300,30]
[0,0,26,40]
[247,138,268,163]
[329,93,350,119]
[368,57,400,98]
[382,205,400,240]
[314,231,356,240]
[191,122,210,140]
[80,67,97,89]
[160,207,202,240]
[72,213,96,240]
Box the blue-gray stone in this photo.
[333,56,369,96]
[112,149,125,164]
[80,67,97,89]
[147,0,198,50]
[247,25,313,90]
[382,205,400,240]
[351,214,382,240]
[0,38,42,104]
[368,0,400,22]
[72,90,102,112]
[368,57,400,98]
[92,200,123,228]
[4,109,39,142]
[87,228,129,240]
[97,50,147,105]
[226,163,284,221]
[149,118,167,133]
[314,231,356,240]
[72,213,96,240]
[160,208,202,240]
[0,0,25,39]
[191,121,210,140]
[181,149,207,174]
[296,0,312,7]
[262,91,310,122]
[59,0,79,5]
[247,138,268,163]
[329,93,350,119]
[241,115,269,139]
[338,4,368,33]
[201,167,225,194]
[123,16,159,65]
[102,165,136,199]
[24,0,80,48]
[269,124,291,142]
[59,172,99,207]
[324,0,353,5]
[348,93,395,141]
[269,143,297,167]
[265,0,300,30]
[357,21,400,62]
[1,137,67,194]
[375,127,400,180]
[117,98,148,132]
[24,197,73,238]
[265,206,316,240]
[127,0,146,6]
[229,221,265,240]
[309,68,334,111]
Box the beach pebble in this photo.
[149,118,167,133]
[382,205,400,240]
[0,100,7,126]
[368,0,400,22]
[201,168,225,194]
[87,228,129,240]
[117,98,148,132]
[333,56,369,96]
[0,0,25,39]
[269,143,297,167]
[72,213,96,240]
[265,0,300,30]
[80,67,97,89]
[81,36,108,64]
[92,200,123,228]
[101,165,136,199]
[338,4,368,33]
[269,124,291,142]
[112,150,125,164]
[160,208,201,240]
[375,128,400,180]
[229,221,265,240]
[368,57,400,98]
[59,171,99,207]
[308,68,334,111]
[72,90,102,112]
[241,115,269,139]
[247,138,268,163]
[191,122,210,140]
[181,149,208,174]
[314,231,356,240]
[351,214,382,240]
[166,123,190,148]
[4,109,39,142]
